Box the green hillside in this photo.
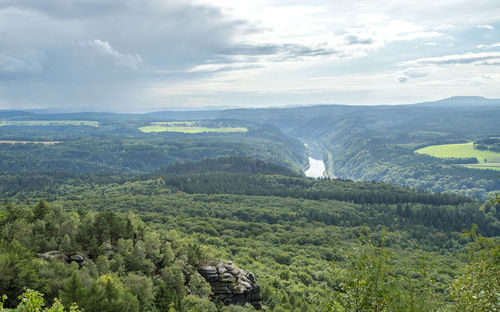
[0,158,498,311]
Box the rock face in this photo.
[198,261,262,309]
[39,251,87,267]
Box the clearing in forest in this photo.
[415,142,500,171]
[139,121,248,133]
[0,140,61,145]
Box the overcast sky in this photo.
[0,0,499,112]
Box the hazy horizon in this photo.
[1,0,499,112]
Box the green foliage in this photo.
[0,241,39,307]
[0,289,81,312]
[330,230,396,311]
[34,200,50,221]
[59,272,85,308]
[449,228,500,311]
[0,154,499,311]
[82,275,139,312]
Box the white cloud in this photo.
[1,0,500,110]
[400,52,500,67]
[477,24,494,30]
[82,39,142,70]
[396,68,431,83]
[477,42,500,49]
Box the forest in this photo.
[475,137,500,152]
[219,97,500,199]
[0,101,499,311]
[0,157,499,311]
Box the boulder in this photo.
[198,261,262,309]
[39,251,68,262]
[39,251,87,268]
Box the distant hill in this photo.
[152,156,301,177]
[413,96,500,107]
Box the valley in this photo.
[0,97,499,311]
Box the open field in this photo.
[415,142,500,171]
[0,140,61,145]
[139,125,248,133]
[464,163,500,170]
[151,121,196,126]
[0,120,98,127]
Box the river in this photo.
[304,157,326,178]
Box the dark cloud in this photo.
[0,0,254,108]
[397,76,408,83]
[397,69,430,83]
[345,34,373,45]
[0,0,129,18]
[218,43,339,60]
[404,52,500,66]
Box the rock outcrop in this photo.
[39,251,87,267]
[198,261,262,309]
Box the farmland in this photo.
[139,122,248,133]
[415,142,500,171]
[0,140,61,145]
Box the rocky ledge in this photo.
[198,261,262,309]
[39,251,87,267]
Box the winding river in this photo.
[304,157,326,178]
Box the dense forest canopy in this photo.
[1,99,500,311]
[1,156,499,311]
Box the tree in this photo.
[11,289,81,312]
[34,199,50,220]
[0,241,39,307]
[59,272,85,308]
[449,227,500,311]
[82,275,139,312]
[329,229,396,312]
[61,234,72,253]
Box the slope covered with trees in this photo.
[1,157,498,311]
[219,98,500,199]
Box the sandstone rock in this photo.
[40,251,68,262]
[198,261,262,309]
[39,251,87,268]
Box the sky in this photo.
[0,0,499,112]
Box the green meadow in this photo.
[415,142,500,171]
[138,125,248,133]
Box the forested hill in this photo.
[0,157,499,311]
[153,156,302,177]
[2,97,500,199]
[0,115,308,175]
[215,97,500,199]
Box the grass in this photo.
[415,142,500,171]
[151,121,196,126]
[0,120,98,127]
[138,125,248,133]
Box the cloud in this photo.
[218,43,338,58]
[396,68,430,83]
[1,0,500,110]
[0,0,128,18]
[477,24,494,30]
[344,35,374,45]
[400,52,500,67]
[0,52,44,74]
[477,42,500,49]
[82,39,142,70]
